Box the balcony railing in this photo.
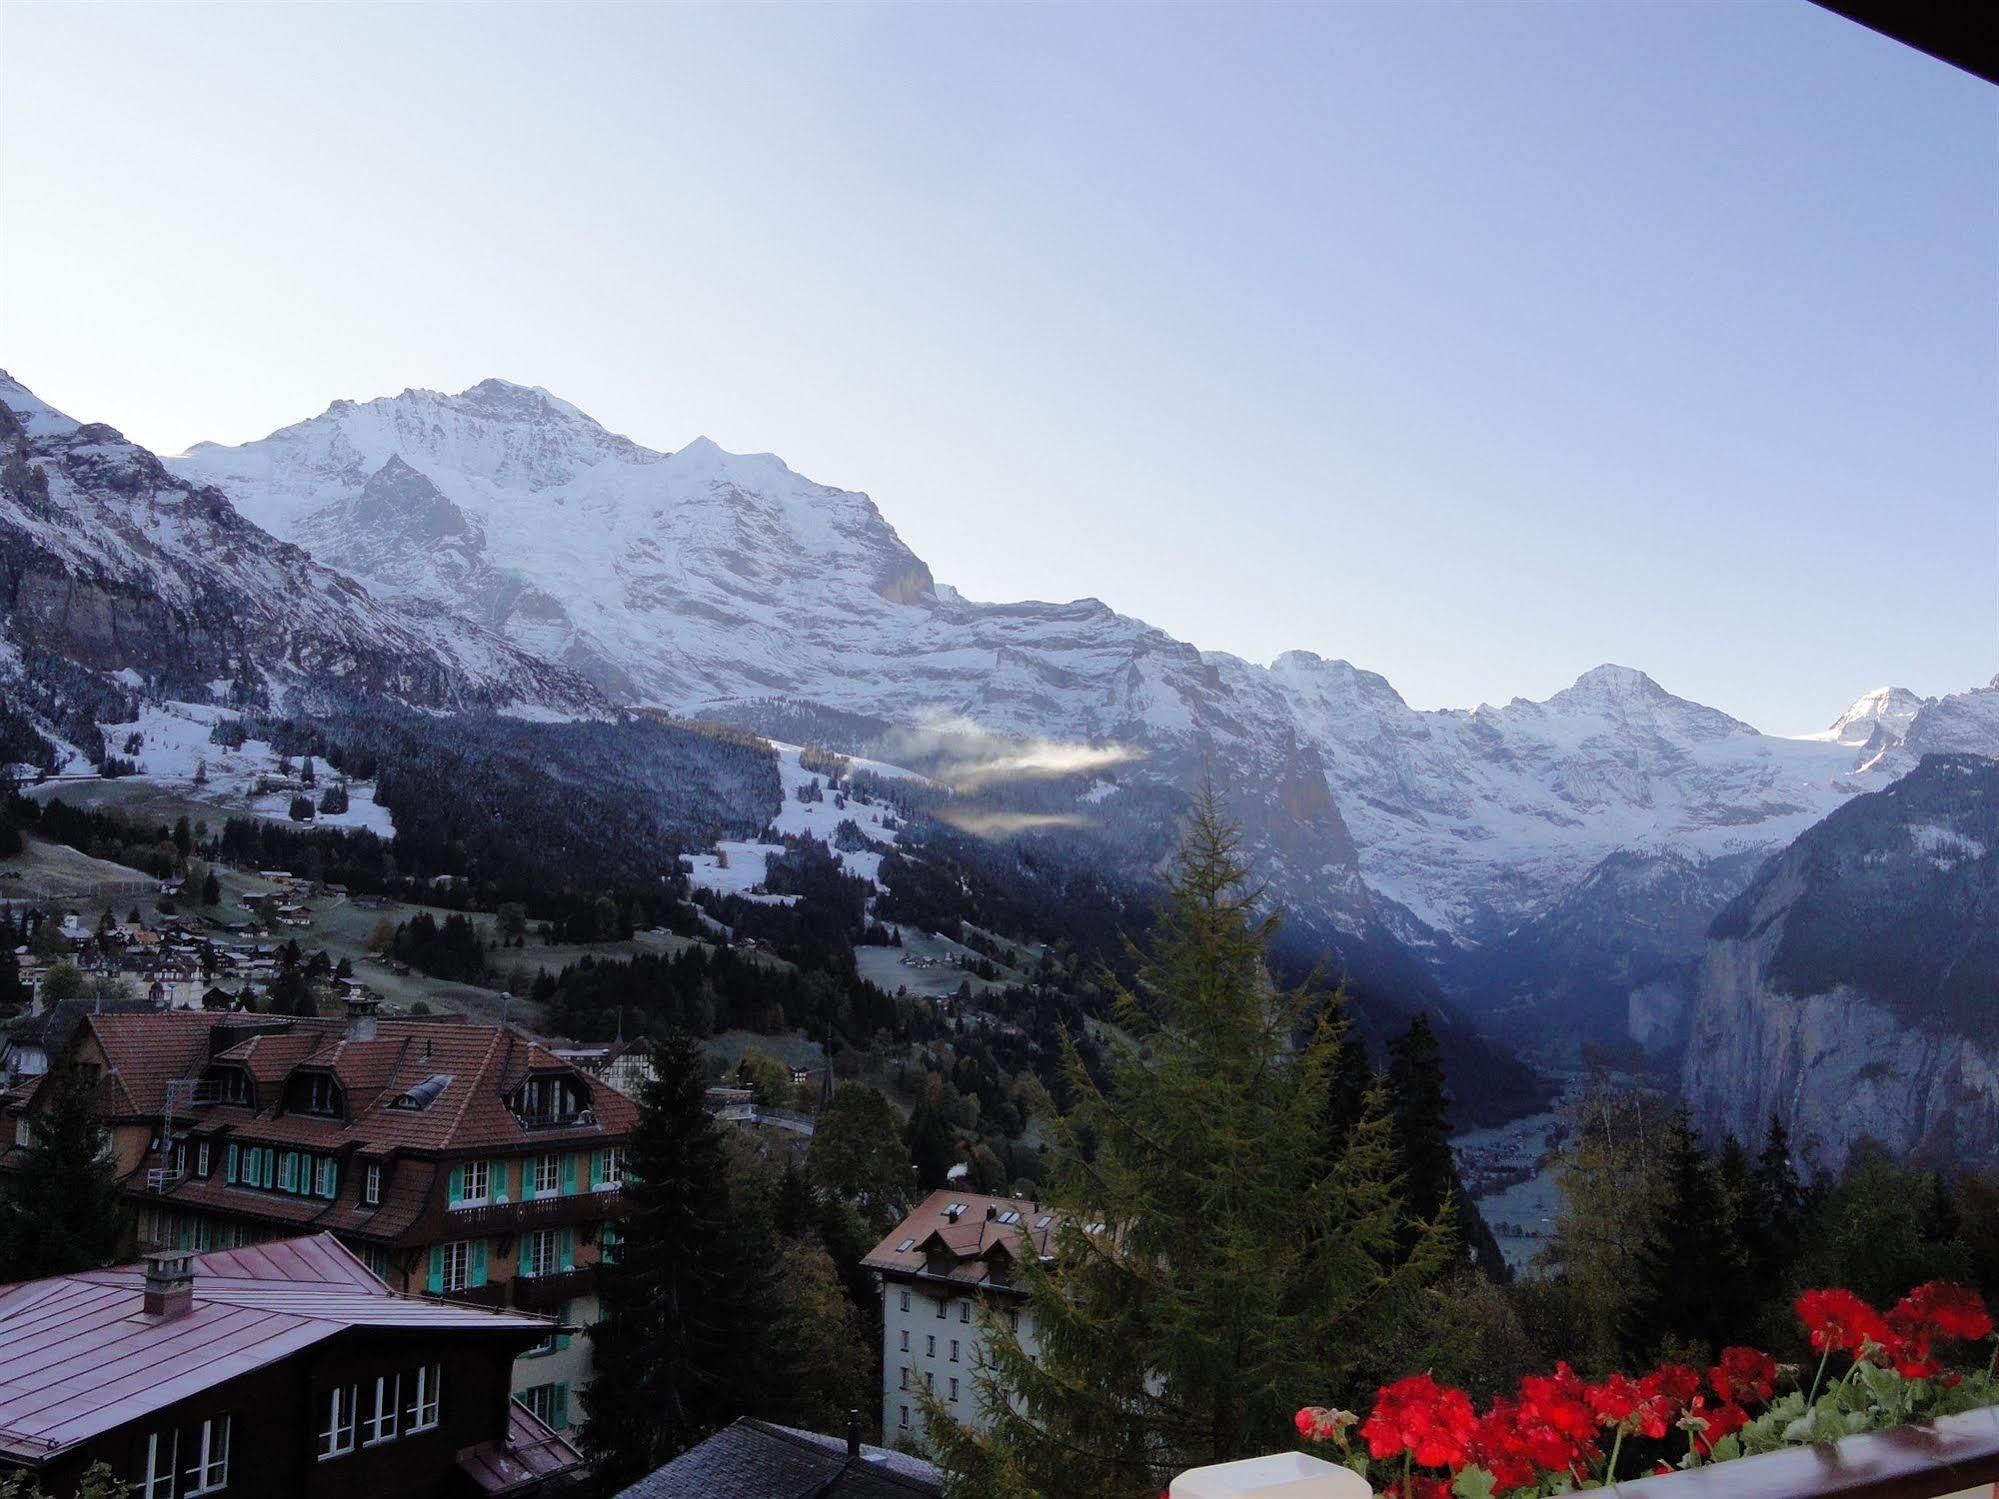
[445,1188,622,1234]
[1172,1405,1999,1499]
[512,1266,599,1311]
[439,1282,511,1310]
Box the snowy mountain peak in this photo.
[1822,686,1927,749]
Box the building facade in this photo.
[0,1006,635,1420]
[0,1233,583,1499]
[862,1190,1053,1445]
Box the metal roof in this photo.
[0,1233,552,1462]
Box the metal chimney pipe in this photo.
[846,1409,861,1458]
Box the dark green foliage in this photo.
[929,795,1445,1498]
[392,911,489,984]
[0,1070,125,1277]
[1620,1106,1746,1359]
[805,1083,916,1232]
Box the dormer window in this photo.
[510,1073,591,1129]
[195,1067,252,1106]
[287,1071,343,1118]
[390,1074,451,1111]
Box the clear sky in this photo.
[2,2,1992,733]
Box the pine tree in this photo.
[201,870,221,906]
[1621,1106,1734,1360]
[904,1075,958,1189]
[0,1069,124,1277]
[1747,1114,1806,1301]
[583,1033,772,1484]
[928,794,1443,1498]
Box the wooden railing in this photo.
[1169,1408,1999,1499]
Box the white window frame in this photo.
[319,1383,358,1460]
[950,1339,960,1362]
[439,1241,471,1292]
[959,1300,970,1323]
[949,1376,959,1402]
[925,1334,935,1357]
[533,1153,561,1197]
[898,1289,910,1312]
[364,1373,401,1446]
[408,1362,441,1432]
[899,1366,909,1389]
[461,1159,490,1205]
[184,1415,230,1495]
[596,1146,624,1189]
[363,1161,381,1207]
[898,1404,909,1430]
[521,1227,559,1279]
[143,1427,179,1498]
[195,1141,211,1178]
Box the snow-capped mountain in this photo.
[0,372,598,749]
[167,379,1999,976]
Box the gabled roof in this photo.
[862,1189,1057,1288]
[0,1233,553,1462]
[614,1418,943,1498]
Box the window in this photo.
[959,1300,971,1323]
[406,1363,441,1432]
[899,1329,909,1352]
[894,1237,915,1253]
[12,1117,25,1148]
[899,1367,909,1389]
[949,1377,959,1402]
[898,1405,909,1430]
[925,1335,935,1357]
[300,1072,339,1116]
[998,1210,1020,1224]
[365,1374,401,1445]
[438,1241,472,1292]
[898,1289,910,1312]
[459,1159,489,1205]
[935,1297,946,1319]
[522,1228,560,1278]
[516,1382,569,1431]
[511,1074,587,1126]
[950,1339,960,1362]
[923,1372,933,1393]
[1007,1309,1020,1333]
[319,1383,359,1459]
[595,1146,624,1189]
[184,1414,230,1495]
[142,1426,178,1498]
[194,1141,211,1178]
[534,1153,561,1196]
[314,1158,338,1199]
[363,1162,381,1207]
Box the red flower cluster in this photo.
[1709,1347,1778,1405]
[1796,1288,1889,1354]
[1362,1374,1478,1469]
[1296,1281,1994,1495]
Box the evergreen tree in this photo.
[1320,993,1376,1155]
[928,795,1443,1498]
[1621,1106,1735,1360]
[904,1075,958,1189]
[0,1069,124,1277]
[807,1082,915,1232]
[583,1033,774,1485]
[1386,1014,1455,1226]
[201,869,221,906]
[1747,1114,1806,1300]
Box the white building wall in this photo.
[880,1276,1038,1445]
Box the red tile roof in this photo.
[0,1233,554,1462]
[861,1189,1058,1292]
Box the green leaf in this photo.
[1707,1434,1743,1464]
[1452,1465,1498,1499]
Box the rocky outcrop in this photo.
[1682,754,1999,1171]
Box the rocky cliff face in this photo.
[0,372,600,729]
[1683,754,1999,1171]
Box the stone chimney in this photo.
[846,1409,862,1458]
[343,993,380,1042]
[142,1249,195,1321]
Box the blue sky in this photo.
[2,1,1992,732]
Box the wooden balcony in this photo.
[442,1188,621,1236]
[512,1266,599,1311]
[439,1281,510,1310]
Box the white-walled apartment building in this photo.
[863,1188,1055,1444]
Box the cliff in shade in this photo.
[0,371,601,733]
[1682,754,1999,1172]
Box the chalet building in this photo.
[0,1233,583,1498]
[0,1006,636,1418]
[549,1036,656,1098]
[862,1189,1055,1445]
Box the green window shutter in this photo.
[280,1152,298,1193]
[555,1301,572,1352]
[588,1150,603,1190]
[448,1165,464,1205]
[224,1143,239,1184]
[558,1227,574,1272]
[426,1246,444,1295]
[262,1150,275,1188]
[470,1239,489,1288]
[551,1384,568,1431]
[561,1153,577,1195]
[492,1159,510,1203]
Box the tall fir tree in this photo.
[582,1032,775,1485]
[927,794,1444,1499]
[0,1069,124,1277]
[1747,1114,1807,1302]
[1620,1105,1737,1360]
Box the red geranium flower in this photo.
[1467,1399,1539,1493]
[1796,1288,1888,1353]
[1639,1363,1702,1410]
[1385,1479,1453,1499]
[1709,1347,1778,1405]
[1588,1373,1643,1427]
[1895,1282,1994,1343]
[1684,1396,1749,1457]
[1362,1374,1478,1470]
[1295,1406,1358,1445]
